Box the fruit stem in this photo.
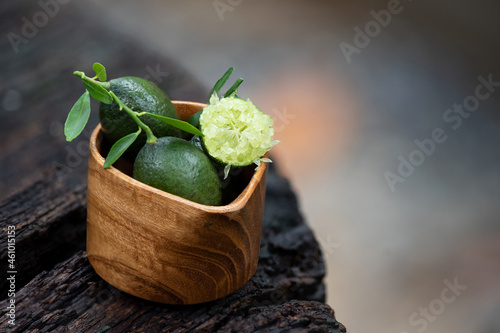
[73,71,109,89]
[73,71,156,144]
[109,91,158,144]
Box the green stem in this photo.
[108,91,158,144]
[74,71,110,89]
[73,70,84,78]
[73,70,156,144]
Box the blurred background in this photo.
[2,0,500,332]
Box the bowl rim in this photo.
[89,100,268,214]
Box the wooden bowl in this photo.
[86,101,267,304]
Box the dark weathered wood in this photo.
[0,167,87,294]
[0,164,345,332]
[1,251,345,333]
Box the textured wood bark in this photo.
[0,164,345,332]
[0,168,87,293]
[1,251,345,333]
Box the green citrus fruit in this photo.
[133,137,222,206]
[99,76,183,158]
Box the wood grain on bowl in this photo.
[86,101,268,304]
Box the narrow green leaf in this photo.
[64,91,91,142]
[92,62,107,81]
[82,78,112,104]
[103,129,141,168]
[223,78,243,98]
[145,113,203,137]
[209,67,234,98]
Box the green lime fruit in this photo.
[99,76,183,158]
[133,137,222,206]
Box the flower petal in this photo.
[200,96,278,167]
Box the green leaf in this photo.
[209,67,234,98]
[82,77,112,104]
[92,62,107,81]
[223,78,243,98]
[64,91,91,142]
[144,112,203,137]
[103,129,141,168]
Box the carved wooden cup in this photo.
[87,101,267,304]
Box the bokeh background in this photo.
[2,0,500,332]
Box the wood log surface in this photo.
[0,1,346,332]
[1,163,346,332]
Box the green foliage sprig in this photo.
[64,63,202,168]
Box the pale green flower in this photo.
[200,93,278,177]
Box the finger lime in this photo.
[133,137,222,206]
